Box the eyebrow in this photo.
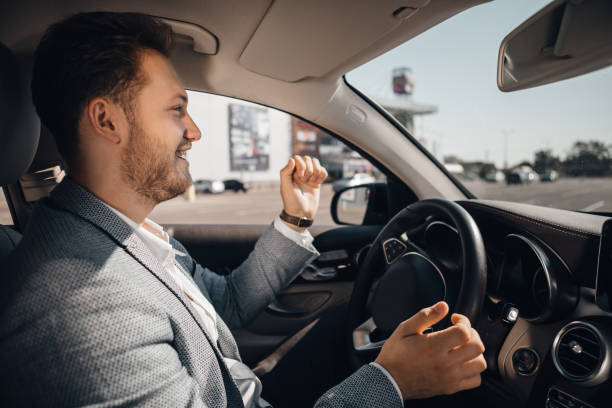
[172,93,188,104]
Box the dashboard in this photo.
[420,199,612,408]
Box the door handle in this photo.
[266,300,310,317]
[301,264,338,281]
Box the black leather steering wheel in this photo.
[348,198,487,367]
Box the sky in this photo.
[346,0,612,168]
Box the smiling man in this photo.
[0,12,485,408]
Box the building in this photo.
[186,67,437,185]
[375,67,437,135]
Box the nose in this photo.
[184,112,202,142]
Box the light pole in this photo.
[502,129,514,170]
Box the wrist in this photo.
[281,207,309,219]
[374,358,408,400]
[280,218,308,233]
[280,209,313,229]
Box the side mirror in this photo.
[331,182,388,225]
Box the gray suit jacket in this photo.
[0,178,401,407]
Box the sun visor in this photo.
[239,0,431,82]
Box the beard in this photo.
[120,119,192,204]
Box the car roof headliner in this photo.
[1,0,488,121]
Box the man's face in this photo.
[120,50,201,204]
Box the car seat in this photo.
[0,42,41,259]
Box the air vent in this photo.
[552,321,608,385]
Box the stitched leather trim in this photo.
[460,201,599,240]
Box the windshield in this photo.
[346,0,612,213]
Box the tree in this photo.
[517,160,533,168]
[533,149,561,174]
[563,141,611,177]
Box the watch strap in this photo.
[280,210,313,228]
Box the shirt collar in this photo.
[101,202,175,267]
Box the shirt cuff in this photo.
[273,215,315,251]
[369,362,403,402]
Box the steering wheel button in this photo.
[383,238,408,264]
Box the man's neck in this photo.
[71,171,155,225]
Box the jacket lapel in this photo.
[50,178,205,322]
[48,178,242,387]
[216,317,242,360]
[171,243,242,361]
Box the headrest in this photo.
[28,125,62,172]
[0,43,40,186]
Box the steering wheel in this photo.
[348,198,487,367]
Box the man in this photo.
[0,12,486,407]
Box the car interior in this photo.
[1,1,612,407]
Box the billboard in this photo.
[229,104,270,171]
[291,118,320,156]
[392,67,414,95]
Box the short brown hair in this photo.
[31,12,174,168]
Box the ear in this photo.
[86,97,123,144]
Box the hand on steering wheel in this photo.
[347,198,488,398]
[374,301,487,400]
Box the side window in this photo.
[0,190,12,225]
[150,92,385,225]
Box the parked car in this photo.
[223,179,249,192]
[539,170,559,182]
[460,172,478,181]
[193,179,225,194]
[506,171,524,185]
[332,173,376,192]
[483,171,505,183]
[506,169,537,185]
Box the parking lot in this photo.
[1,177,610,227]
[150,177,612,224]
[463,177,612,213]
[150,183,337,225]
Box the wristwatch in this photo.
[280,209,313,228]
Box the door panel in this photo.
[168,224,339,272]
[166,223,382,365]
[235,282,353,365]
[167,224,272,272]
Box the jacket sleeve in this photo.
[181,224,319,329]
[314,364,404,408]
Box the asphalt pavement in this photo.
[463,177,612,213]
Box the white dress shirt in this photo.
[104,204,402,405]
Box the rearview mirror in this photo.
[331,183,388,225]
[497,0,612,92]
